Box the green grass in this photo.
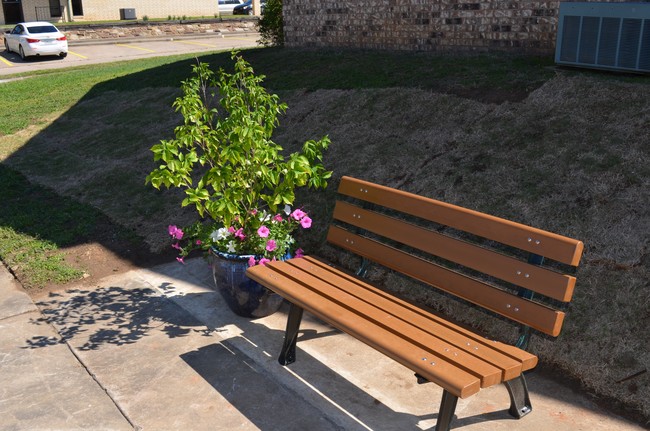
[0,53,208,136]
[0,166,88,287]
[0,48,559,137]
[0,164,150,288]
[0,230,83,287]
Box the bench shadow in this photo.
[179,342,354,431]
[181,339,433,430]
[168,287,519,431]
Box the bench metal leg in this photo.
[278,303,304,366]
[504,374,532,419]
[435,390,458,431]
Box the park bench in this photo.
[246,176,584,431]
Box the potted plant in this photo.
[146,51,331,318]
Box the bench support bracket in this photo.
[503,374,532,419]
[356,257,371,278]
[516,253,544,350]
[435,390,458,431]
[279,303,304,366]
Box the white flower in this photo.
[227,241,237,253]
[211,227,230,242]
[283,204,292,215]
[260,210,271,222]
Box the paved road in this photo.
[0,32,261,76]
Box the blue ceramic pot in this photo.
[209,247,285,318]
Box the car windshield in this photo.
[27,25,58,34]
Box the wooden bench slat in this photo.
[247,260,483,398]
[277,259,505,387]
[289,257,531,383]
[338,176,584,266]
[334,201,576,302]
[327,226,566,337]
[300,256,538,373]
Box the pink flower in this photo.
[266,239,277,252]
[248,256,256,267]
[251,209,258,215]
[300,216,312,229]
[196,240,202,245]
[295,248,304,258]
[228,226,236,234]
[176,256,185,264]
[259,258,271,266]
[168,225,184,240]
[234,228,246,240]
[291,209,306,220]
[171,242,181,250]
[273,214,283,222]
[257,226,270,238]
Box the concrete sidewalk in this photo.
[0,259,644,431]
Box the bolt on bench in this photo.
[246,176,584,431]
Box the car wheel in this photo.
[19,45,27,60]
[3,40,9,53]
[59,52,67,59]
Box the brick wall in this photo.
[283,0,626,54]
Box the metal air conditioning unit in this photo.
[555,2,650,73]
[119,8,137,20]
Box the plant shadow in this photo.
[26,285,211,351]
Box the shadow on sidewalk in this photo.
[181,340,436,430]
[25,286,211,350]
[176,302,519,431]
[181,337,519,430]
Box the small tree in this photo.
[257,0,283,47]
[146,51,331,261]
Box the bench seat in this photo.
[247,255,538,399]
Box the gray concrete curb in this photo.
[67,30,260,47]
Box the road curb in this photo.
[68,31,260,47]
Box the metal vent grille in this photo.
[556,2,650,73]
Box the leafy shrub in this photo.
[146,52,331,262]
[257,0,283,47]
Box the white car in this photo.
[218,0,244,14]
[3,21,68,60]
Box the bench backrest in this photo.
[327,176,584,338]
